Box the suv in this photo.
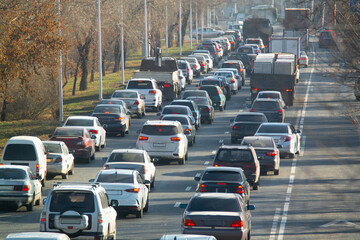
[199,85,226,111]
[213,145,260,190]
[221,60,246,86]
[177,60,194,84]
[40,182,117,239]
[199,76,231,100]
[136,120,188,165]
[125,78,163,112]
[245,38,265,52]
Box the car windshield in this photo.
[252,101,280,110]
[214,72,232,78]
[112,91,137,98]
[43,143,62,154]
[53,128,83,137]
[3,144,37,161]
[202,171,242,182]
[141,125,178,135]
[257,125,289,133]
[162,116,189,125]
[187,97,209,105]
[107,152,144,163]
[241,138,274,148]
[50,191,95,213]
[257,92,280,99]
[216,149,253,162]
[187,196,241,212]
[0,168,27,179]
[65,119,93,127]
[235,114,265,122]
[96,173,133,183]
[93,106,121,114]
[162,107,188,115]
[127,81,152,89]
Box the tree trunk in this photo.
[1,98,7,121]
[72,58,81,96]
[90,47,97,82]
[181,10,190,47]
[78,36,92,91]
[113,39,120,73]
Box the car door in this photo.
[62,143,73,172]
[136,173,148,207]
[28,168,41,196]
[144,152,155,180]
[96,119,106,145]
[218,87,226,106]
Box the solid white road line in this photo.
[269,208,281,240]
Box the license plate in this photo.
[153,143,165,147]
[61,218,81,224]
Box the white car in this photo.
[43,141,75,179]
[194,53,213,72]
[136,120,188,165]
[161,234,216,240]
[63,116,106,151]
[111,89,146,118]
[256,90,286,108]
[125,78,163,111]
[103,149,156,189]
[5,232,70,240]
[91,169,149,218]
[214,70,238,94]
[299,51,308,67]
[255,123,301,158]
[177,59,194,84]
[179,71,186,91]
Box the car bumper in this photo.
[0,194,32,206]
[47,164,67,175]
[183,228,244,240]
[70,148,91,159]
[259,159,276,171]
[103,123,125,133]
[145,151,183,160]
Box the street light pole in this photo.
[144,0,148,57]
[98,0,103,100]
[57,0,63,123]
[165,0,169,56]
[179,0,182,55]
[190,0,192,49]
[121,0,125,85]
[195,0,198,45]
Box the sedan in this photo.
[255,123,301,158]
[256,91,286,108]
[213,71,238,94]
[158,105,195,123]
[250,99,286,123]
[162,114,196,146]
[111,90,146,118]
[0,165,42,211]
[181,193,254,240]
[42,141,75,179]
[186,97,214,124]
[182,90,212,104]
[63,116,106,151]
[103,149,156,189]
[91,169,149,218]
[194,166,251,205]
[99,99,131,116]
[241,136,280,175]
[199,85,226,111]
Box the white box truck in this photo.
[269,37,301,61]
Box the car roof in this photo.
[66,116,96,120]
[5,232,70,240]
[258,90,281,94]
[52,182,103,192]
[162,114,191,120]
[160,234,216,240]
[8,136,42,143]
[144,120,181,127]
[95,104,122,108]
[204,166,244,173]
[219,145,253,150]
[110,149,145,154]
[128,78,153,81]
[172,99,195,104]
[163,105,191,110]
[242,136,274,141]
[260,122,290,127]
[42,140,64,145]
[193,192,239,199]
[113,90,139,93]
[0,165,29,171]
[55,126,86,131]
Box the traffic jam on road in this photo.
[1,3,358,240]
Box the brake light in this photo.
[114,117,123,121]
[240,69,243,72]
[233,126,237,129]
[104,164,109,169]
[36,164,40,173]
[14,185,30,191]
[250,109,254,112]
[266,151,278,156]
[216,183,226,185]
[201,107,209,112]
[300,58,306,60]
[194,65,198,68]
[125,188,140,193]
[141,166,148,174]
[199,184,206,192]
[213,52,216,55]
[236,185,244,194]
[54,157,63,163]
[149,90,157,94]
[284,136,291,142]
[134,101,139,105]
[89,130,98,134]
[214,164,219,167]
[138,136,149,141]
[184,219,196,226]
[187,68,190,73]
[201,62,205,67]
[276,109,283,113]
[184,128,191,134]
[286,89,293,92]
[231,220,244,228]
[159,115,163,120]
[171,137,181,141]
[260,44,264,48]
[198,86,200,89]
[98,213,104,224]
[231,78,235,83]
[164,84,170,87]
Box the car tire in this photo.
[95,139,101,152]
[90,151,95,160]
[69,164,75,175]
[41,179,45,187]
[274,169,279,175]
[62,172,68,179]
[85,155,91,163]
[288,153,295,159]
[260,170,267,176]
[150,177,155,188]
[189,138,193,147]
[36,190,42,206]
[219,106,224,111]
[137,112,142,119]
[253,182,259,190]
[120,130,125,137]
[178,155,185,165]
[26,194,35,211]
[142,109,146,117]
[136,206,143,218]
[144,195,149,213]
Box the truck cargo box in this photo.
[274,60,295,75]
[254,60,273,74]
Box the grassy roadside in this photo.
[0,40,196,150]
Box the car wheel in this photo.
[178,155,185,165]
[142,109,146,117]
[62,172,68,179]
[90,151,95,160]
[189,138,193,147]
[95,139,101,152]
[136,206,144,218]
[150,177,155,188]
[120,129,125,137]
[288,153,295,159]
[137,112,142,119]
[41,179,45,187]
[36,190,42,206]
[144,195,149,212]
[69,164,75,175]
[26,194,35,211]
[260,170,267,176]
[219,106,223,111]
[274,169,279,175]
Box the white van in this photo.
[0,136,47,186]
[5,232,70,240]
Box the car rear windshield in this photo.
[257,125,289,133]
[187,197,240,212]
[198,45,216,52]
[178,62,188,69]
[201,80,220,86]
[50,191,95,213]
[162,116,189,125]
[65,119,93,127]
[241,138,274,148]
[162,107,188,115]
[107,152,144,163]
[214,72,232,78]
[257,92,280,99]
[43,143,62,154]
[181,58,196,64]
[216,149,253,162]
[112,91,137,98]
[187,97,209,105]
[3,144,37,161]
[237,47,253,54]
[222,63,240,69]
[235,114,265,122]
[93,106,121,114]
[0,168,27,179]
[127,81,153,89]
[183,91,206,99]
[99,100,124,106]
[96,173,133,183]
[246,39,261,45]
[202,171,242,182]
[252,101,280,110]
[141,125,178,135]
[200,86,218,95]
[53,128,83,137]
[170,102,194,111]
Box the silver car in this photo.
[161,114,196,146]
[111,90,146,118]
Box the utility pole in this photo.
[98,0,103,100]
[190,0,193,49]
[144,0,149,57]
[179,0,182,55]
[195,0,198,45]
[165,0,169,56]
[57,0,63,123]
[121,0,125,85]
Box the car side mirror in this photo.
[151,158,159,163]
[110,199,119,207]
[283,106,288,109]
[194,176,200,181]
[89,179,95,182]
[247,204,255,210]
[179,203,188,209]
[91,135,96,139]
[141,95,146,100]
[102,157,107,162]
[48,134,53,138]
[277,144,282,149]
[127,111,131,115]
[43,198,47,205]
[144,180,151,185]
[297,129,302,134]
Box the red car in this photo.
[49,127,95,163]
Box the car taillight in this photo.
[149,90,157,94]
[54,157,63,163]
[98,213,104,224]
[201,62,205,66]
[114,117,123,121]
[213,52,216,55]
[231,78,235,83]
[125,188,140,193]
[77,140,87,146]
[236,185,244,194]
[284,136,291,142]
[134,101,139,105]
[252,88,258,93]
[141,165,147,174]
[164,84,170,87]
[184,128,191,134]
[233,126,237,129]
[187,68,190,73]
[216,183,226,185]
[231,220,244,228]
[184,219,196,226]
[194,65,198,68]
[36,164,40,173]
[104,164,109,169]
[138,136,149,141]
[276,109,283,113]
[201,107,210,112]
[266,151,278,156]
[240,69,243,72]
[260,44,264,48]
[171,137,181,141]
[286,89,293,92]
[89,129,98,134]
[14,185,30,191]
[199,184,206,192]
[250,109,254,112]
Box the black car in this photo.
[230,112,268,144]
[186,96,214,124]
[250,99,286,122]
[194,166,251,205]
[181,193,254,240]
[170,99,201,129]
[199,76,231,100]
